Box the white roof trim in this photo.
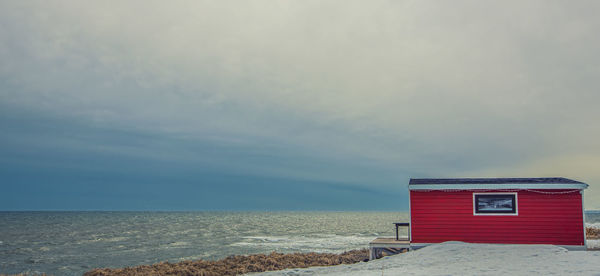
[409,183,588,190]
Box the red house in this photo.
[409,178,589,250]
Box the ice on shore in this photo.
[252,242,600,275]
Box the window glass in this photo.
[474,194,516,214]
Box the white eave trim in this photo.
[409,183,588,190]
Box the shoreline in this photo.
[8,227,600,276]
[83,249,371,276]
[85,236,600,275]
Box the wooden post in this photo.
[394,223,410,241]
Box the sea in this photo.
[0,211,599,276]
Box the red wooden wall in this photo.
[410,190,585,245]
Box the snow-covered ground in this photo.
[252,242,600,276]
[588,239,600,250]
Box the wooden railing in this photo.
[394,222,410,241]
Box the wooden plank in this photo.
[369,238,411,249]
[370,238,410,244]
[369,237,411,260]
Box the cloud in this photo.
[461,154,600,209]
[1,0,600,209]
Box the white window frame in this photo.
[473,192,518,216]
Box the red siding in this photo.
[410,190,585,245]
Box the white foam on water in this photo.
[242,236,290,242]
[165,241,190,247]
[77,236,128,244]
[104,236,128,242]
[175,253,213,262]
[231,235,375,253]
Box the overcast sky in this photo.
[1,0,599,210]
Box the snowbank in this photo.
[252,242,600,275]
[588,239,600,250]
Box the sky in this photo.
[1,0,600,210]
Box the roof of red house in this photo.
[408,177,588,190]
[409,177,583,185]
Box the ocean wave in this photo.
[230,235,375,253]
[164,241,190,248]
[78,236,128,244]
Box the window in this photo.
[473,193,517,215]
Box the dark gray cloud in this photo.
[1,0,600,209]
